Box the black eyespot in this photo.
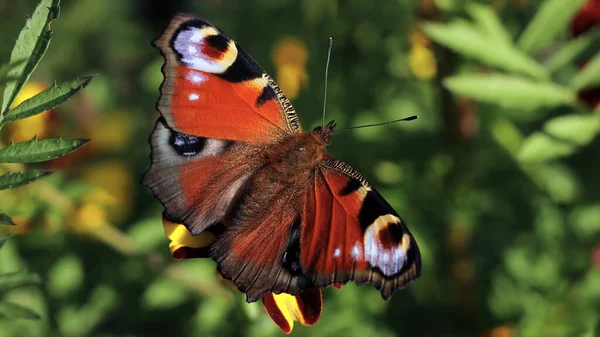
[206,34,229,52]
[169,131,206,157]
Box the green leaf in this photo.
[0,301,41,320]
[524,163,581,203]
[1,0,60,114]
[0,235,10,248]
[466,3,512,46]
[491,118,523,156]
[443,73,576,110]
[0,137,89,163]
[0,60,26,87]
[518,132,576,163]
[545,29,600,72]
[570,204,600,239]
[569,51,600,91]
[0,171,53,191]
[0,76,95,126]
[0,213,15,226]
[423,21,548,79]
[518,114,600,162]
[0,270,42,293]
[517,0,588,54]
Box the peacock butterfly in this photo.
[142,14,421,302]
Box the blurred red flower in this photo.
[570,0,600,108]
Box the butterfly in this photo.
[142,14,421,302]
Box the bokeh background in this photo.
[1,0,599,336]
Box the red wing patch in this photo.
[300,157,421,299]
[154,14,301,143]
[210,176,312,302]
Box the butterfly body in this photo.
[266,124,332,184]
[143,14,421,303]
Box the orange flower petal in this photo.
[162,214,216,259]
[262,288,322,334]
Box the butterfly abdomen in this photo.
[266,132,327,184]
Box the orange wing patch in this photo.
[169,67,286,141]
[153,14,301,143]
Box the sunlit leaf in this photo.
[443,73,576,110]
[543,114,600,145]
[1,76,94,126]
[1,0,60,114]
[518,132,575,162]
[423,21,547,79]
[0,213,15,226]
[0,171,52,191]
[570,204,600,239]
[47,255,84,298]
[0,270,42,293]
[524,163,581,203]
[466,3,512,46]
[0,301,41,320]
[545,29,600,72]
[490,118,523,156]
[518,114,599,162]
[569,52,600,91]
[517,0,588,54]
[0,137,89,163]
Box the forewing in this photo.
[154,14,301,143]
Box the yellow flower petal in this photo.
[409,29,431,47]
[271,37,309,100]
[69,202,108,235]
[162,215,216,259]
[272,37,308,68]
[262,288,322,334]
[409,45,437,80]
[80,161,133,222]
[276,64,308,100]
[88,112,133,152]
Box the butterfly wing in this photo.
[143,15,302,233]
[153,14,301,143]
[301,157,421,299]
[142,118,266,233]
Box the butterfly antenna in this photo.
[322,37,333,127]
[334,115,419,132]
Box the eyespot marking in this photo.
[363,214,408,276]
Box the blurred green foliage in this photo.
[0,0,599,336]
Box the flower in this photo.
[271,37,309,100]
[408,30,437,80]
[570,0,600,108]
[162,214,323,333]
[79,160,134,222]
[571,0,600,37]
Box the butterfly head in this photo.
[313,120,336,145]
